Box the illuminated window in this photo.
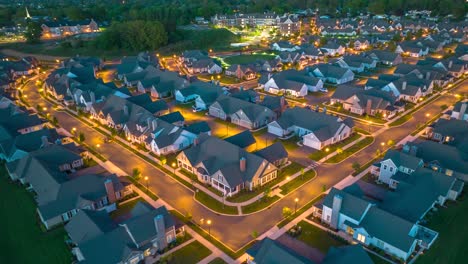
[357,233,366,243]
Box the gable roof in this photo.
[246,238,314,264]
[224,130,256,148]
[323,187,372,221]
[254,142,288,164]
[382,149,422,170]
[323,245,373,264]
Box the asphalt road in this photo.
[22,76,468,250]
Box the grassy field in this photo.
[194,191,238,215]
[164,240,212,264]
[294,220,347,253]
[223,54,275,65]
[0,165,73,264]
[415,197,468,264]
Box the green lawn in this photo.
[163,240,212,264]
[415,197,468,264]
[326,136,374,163]
[369,253,390,264]
[294,220,347,253]
[280,170,316,195]
[194,191,238,215]
[241,196,280,214]
[208,257,228,264]
[308,133,361,161]
[223,54,275,65]
[0,165,73,264]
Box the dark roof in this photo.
[158,111,185,124]
[382,149,422,170]
[185,121,211,134]
[254,142,288,164]
[247,238,314,264]
[225,130,256,148]
[323,245,373,264]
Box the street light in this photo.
[144,176,149,191]
[207,219,212,237]
[294,198,299,214]
[325,148,330,159]
[172,162,176,174]
[96,144,100,148]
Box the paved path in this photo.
[1,48,68,61]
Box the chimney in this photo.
[366,99,372,114]
[154,214,167,248]
[425,71,431,80]
[280,96,286,109]
[40,136,50,147]
[458,103,467,120]
[402,81,407,90]
[448,60,453,69]
[193,137,200,146]
[123,105,129,116]
[330,194,342,230]
[104,179,117,204]
[240,157,246,172]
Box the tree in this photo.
[51,116,59,126]
[282,206,293,219]
[264,187,272,200]
[387,139,395,148]
[322,184,327,192]
[375,149,381,157]
[24,21,42,44]
[300,168,305,180]
[352,162,361,171]
[78,132,86,143]
[336,148,344,155]
[251,231,258,239]
[132,168,142,180]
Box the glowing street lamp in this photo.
[172,162,176,174]
[294,198,299,214]
[144,176,149,191]
[207,219,212,237]
[325,148,330,159]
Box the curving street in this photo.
[21,74,468,250]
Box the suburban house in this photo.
[308,64,355,84]
[176,135,278,196]
[320,42,346,56]
[209,95,277,129]
[352,38,371,50]
[315,169,462,262]
[253,142,289,168]
[450,101,468,121]
[365,74,434,103]
[62,56,103,72]
[260,69,324,97]
[246,238,313,264]
[180,50,210,64]
[271,41,300,52]
[174,81,226,110]
[225,64,257,80]
[255,59,284,72]
[395,42,429,57]
[374,149,424,187]
[41,19,99,38]
[116,52,159,80]
[267,107,353,150]
[185,58,222,74]
[322,245,374,264]
[402,141,468,176]
[0,100,45,135]
[331,85,402,118]
[37,174,131,230]
[45,65,97,100]
[66,203,177,264]
[366,50,403,66]
[334,55,377,73]
[424,118,468,144]
[278,16,300,36]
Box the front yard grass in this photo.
[241,196,280,214]
[326,136,374,163]
[308,133,361,161]
[415,195,468,264]
[162,240,211,264]
[0,165,73,264]
[294,220,347,253]
[194,191,238,215]
[280,170,317,195]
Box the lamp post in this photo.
[207,219,212,237]
[294,198,299,214]
[325,148,330,160]
[380,142,385,151]
[172,162,176,174]
[144,176,149,191]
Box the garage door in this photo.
[303,137,321,150]
[268,124,284,137]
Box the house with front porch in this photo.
[209,95,277,130]
[308,64,355,84]
[450,101,468,121]
[374,149,424,187]
[176,135,278,196]
[267,107,353,150]
[65,203,177,264]
[261,69,324,97]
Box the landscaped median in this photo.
[279,170,317,195]
[308,133,361,161]
[158,240,212,264]
[194,191,238,215]
[325,136,375,164]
